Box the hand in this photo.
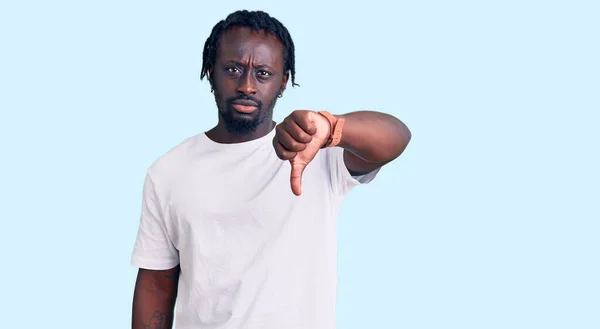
[273,110,331,196]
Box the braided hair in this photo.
[200,10,299,87]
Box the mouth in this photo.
[232,104,258,114]
[231,100,259,114]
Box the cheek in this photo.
[213,81,235,102]
[215,78,234,92]
[263,92,280,109]
[261,80,282,96]
[213,71,235,89]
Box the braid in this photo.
[200,10,299,87]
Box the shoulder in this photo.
[145,133,205,185]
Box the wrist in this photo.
[317,110,346,148]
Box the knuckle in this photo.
[281,151,294,160]
[295,142,306,151]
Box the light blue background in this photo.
[1,0,598,328]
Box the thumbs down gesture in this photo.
[272,110,332,196]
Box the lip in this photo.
[232,104,258,114]
[232,100,259,106]
[231,99,259,114]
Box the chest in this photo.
[164,151,336,250]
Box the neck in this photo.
[206,119,276,144]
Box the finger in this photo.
[291,111,318,135]
[276,125,307,152]
[273,138,297,160]
[283,118,313,144]
[290,160,306,196]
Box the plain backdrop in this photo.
[1,1,598,328]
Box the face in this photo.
[210,26,288,135]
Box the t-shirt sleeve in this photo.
[130,173,180,270]
[326,146,381,196]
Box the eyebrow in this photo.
[224,60,274,70]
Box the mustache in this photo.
[226,95,262,107]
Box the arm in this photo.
[273,109,411,195]
[335,110,411,175]
[132,265,180,329]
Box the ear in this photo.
[279,72,289,96]
[208,66,215,84]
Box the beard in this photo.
[217,93,278,136]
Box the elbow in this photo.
[392,120,411,159]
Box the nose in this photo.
[236,72,257,96]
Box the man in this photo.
[131,9,411,329]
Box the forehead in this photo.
[216,26,284,67]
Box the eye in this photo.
[257,70,272,77]
[226,67,241,74]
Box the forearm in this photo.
[335,110,411,163]
[132,267,180,329]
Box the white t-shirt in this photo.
[131,127,379,329]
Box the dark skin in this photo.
[205,26,288,144]
[204,26,411,194]
[131,26,411,328]
[131,265,180,329]
[131,28,287,329]
[274,109,411,195]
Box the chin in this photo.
[221,108,263,135]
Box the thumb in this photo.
[290,159,307,196]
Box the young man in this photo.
[131,9,411,329]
